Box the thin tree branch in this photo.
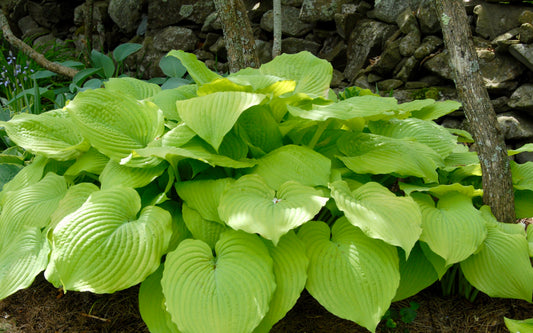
[0,11,79,78]
[272,0,282,58]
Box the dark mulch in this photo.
[1,274,533,332]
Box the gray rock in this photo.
[318,35,347,70]
[281,37,321,55]
[74,1,109,26]
[404,81,429,89]
[440,117,464,130]
[255,39,273,64]
[423,47,524,92]
[372,37,403,76]
[519,10,533,25]
[136,37,166,78]
[331,69,344,88]
[368,0,421,24]
[260,6,314,37]
[519,23,533,44]
[399,29,421,57]
[367,73,383,83]
[27,1,60,29]
[282,0,303,6]
[184,1,216,25]
[208,36,227,60]
[202,12,223,32]
[416,0,440,34]
[413,35,443,60]
[396,8,418,34]
[473,3,527,40]
[491,96,511,114]
[17,15,39,36]
[509,43,533,71]
[300,0,347,22]
[153,27,198,52]
[108,0,143,34]
[377,79,403,92]
[498,112,533,141]
[508,84,533,113]
[148,1,215,30]
[395,56,418,82]
[344,19,396,82]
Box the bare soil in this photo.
[1,274,532,332]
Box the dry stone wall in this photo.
[4,0,533,162]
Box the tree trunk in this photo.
[272,0,282,58]
[213,0,260,72]
[434,0,515,222]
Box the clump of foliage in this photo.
[0,50,533,333]
[382,301,419,332]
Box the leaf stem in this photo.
[307,119,331,150]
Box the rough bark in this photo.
[213,0,260,72]
[0,12,79,78]
[434,0,515,222]
[272,0,282,58]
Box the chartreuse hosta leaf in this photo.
[337,132,442,183]
[0,227,50,300]
[175,178,234,224]
[99,159,168,189]
[49,183,99,229]
[505,317,533,333]
[1,109,90,161]
[251,144,331,189]
[166,50,221,85]
[45,187,172,293]
[298,219,400,333]
[236,105,283,156]
[104,77,161,100]
[330,180,422,256]
[229,74,296,97]
[176,91,266,151]
[161,230,276,333]
[393,243,438,302]
[218,174,328,245]
[259,51,332,98]
[527,224,533,257]
[66,88,165,167]
[139,265,181,333]
[182,203,228,249]
[409,100,462,120]
[461,221,533,301]
[254,232,308,333]
[0,173,67,300]
[412,192,487,266]
[197,77,253,95]
[515,190,533,219]
[150,85,197,121]
[64,148,109,177]
[287,95,398,121]
[0,155,48,199]
[511,161,533,191]
[368,118,457,158]
[0,172,67,239]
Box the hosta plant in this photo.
[1,50,533,333]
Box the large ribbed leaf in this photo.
[104,77,161,100]
[409,100,462,120]
[150,85,197,121]
[64,148,109,177]
[251,144,331,189]
[298,219,400,332]
[254,232,308,333]
[393,243,438,301]
[0,227,49,300]
[161,230,276,333]
[50,183,99,229]
[461,223,533,301]
[218,174,328,245]
[45,187,172,293]
[166,50,221,85]
[330,180,422,256]
[337,132,442,182]
[161,123,197,148]
[0,156,48,199]
[66,88,164,167]
[197,77,253,95]
[505,317,533,332]
[0,173,67,239]
[1,109,89,161]
[176,92,265,151]
[175,178,234,224]
[99,159,168,189]
[368,118,457,158]
[182,203,227,249]
[259,51,332,98]
[412,192,487,266]
[287,95,398,121]
[515,190,533,219]
[236,105,283,156]
[139,265,181,333]
[511,161,533,191]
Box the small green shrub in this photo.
[0,50,532,333]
